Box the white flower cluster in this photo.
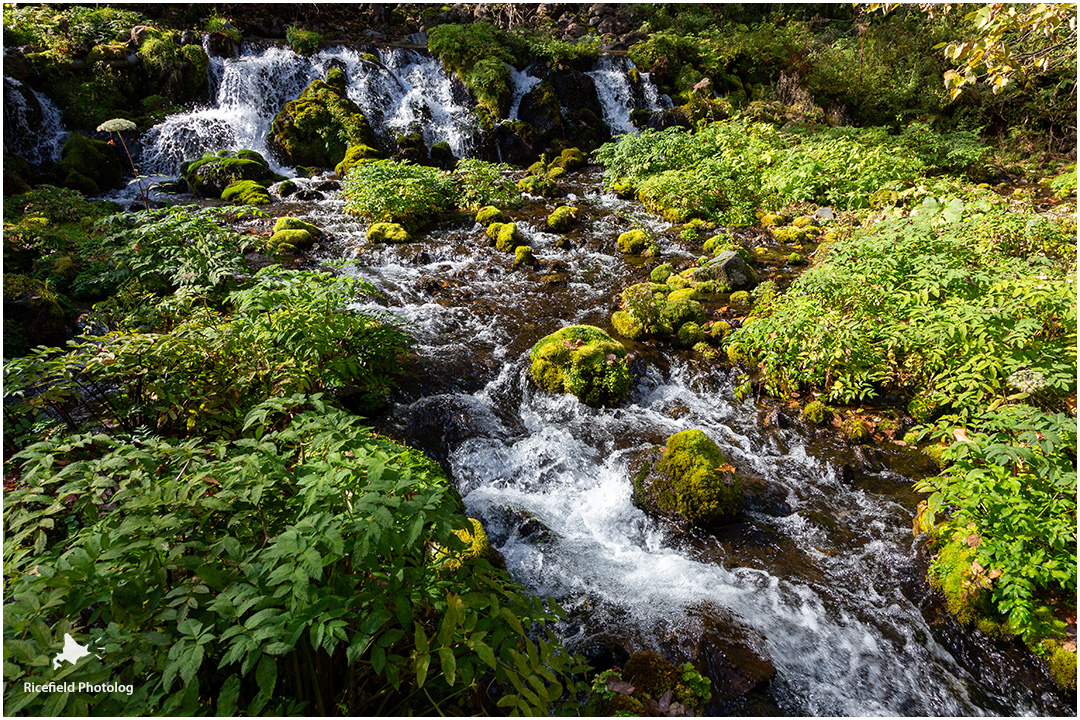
[1006,368,1047,394]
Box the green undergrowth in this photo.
[595,120,987,225]
[342,160,457,232]
[3,397,588,715]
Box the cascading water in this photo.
[3,75,68,163]
[587,54,668,134]
[141,44,478,175]
[292,172,1069,716]
[507,66,543,121]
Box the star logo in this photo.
[53,634,95,668]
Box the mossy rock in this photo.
[633,429,744,524]
[266,228,315,256]
[650,263,673,283]
[791,215,814,228]
[611,310,645,340]
[787,252,806,266]
[840,416,870,444]
[268,70,375,168]
[334,144,381,177]
[528,325,631,406]
[518,174,560,197]
[550,147,587,172]
[729,290,751,306]
[3,273,70,356]
[623,650,681,699]
[273,216,320,236]
[611,179,635,198]
[802,400,828,425]
[666,273,691,291]
[514,245,534,267]
[661,295,705,329]
[1042,641,1077,691]
[907,395,940,424]
[547,205,579,232]
[928,534,1002,627]
[367,222,411,243]
[221,179,271,205]
[475,206,507,226]
[617,229,651,254]
[441,517,507,572]
[760,213,786,227]
[54,133,124,196]
[708,320,731,340]
[184,150,277,198]
[677,322,705,347]
[495,222,524,252]
[429,141,456,170]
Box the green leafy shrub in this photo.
[3,400,587,715]
[452,158,520,210]
[529,325,632,406]
[727,204,1076,411]
[285,25,322,55]
[427,23,515,116]
[343,160,456,232]
[914,406,1076,644]
[3,4,145,55]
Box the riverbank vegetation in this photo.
[4,1,1077,712]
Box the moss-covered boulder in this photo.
[514,245,534,267]
[183,149,277,198]
[266,229,315,256]
[475,206,508,226]
[551,147,587,172]
[547,205,579,232]
[429,141,456,170]
[268,69,375,168]
[334,144,381,177]
[221,179,271,205]
[518,173,560,198]
[367,222,411,243]
[273,217,320,236]
[494,222,525,252]
[632,429,744,524]
[693,250,758,291]
[3,273,70,356]
[53,133,124,196]
[650,263,674,283]
[802,400,828,424]
[617,229,649,254]
[677,322,705,347]
[529,325,632,406]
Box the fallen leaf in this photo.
[952,427,974,443]
[714,464,736,474]
[965,533,981,547]
[1064,641,1076,653]
[606,677,635,695]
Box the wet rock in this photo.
[292,189,324,201]
[402,394,507,461]
[268,68,374,168]
[314,179,340,192]
[54,133,124,196]
[495,120,542,167]
[693,250,758,291]
[518,80,563,141]
[182,149,277,198]
[695,614,777,708]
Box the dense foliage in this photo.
[4,399,587,715]
[595,120,987,224]
[342,160,457,232]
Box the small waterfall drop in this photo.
[587,55,667,134]
[507,65,543,121]
[142,44,479,175]
[3,76,68,164]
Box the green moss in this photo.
[661,295,705,329]
[184,152,277,198]
[268,72,375,168]
[333,144,380,176]
[266,229,315,256]
[907,395,940,424]
[666,273,691,291]
[760,213,786,227]
[273,217,320,236]
[649,429,744,523]
[1042,641,1078,691]
[840,415,870,444]
[220,180,271,205]
[475,206,508,225]
[792,215,813,228]
[547,206,579,232]
[367,223,411,243]
[54,133,124,195]
[617,229,650,254]
[611,310,644,340]
[650,263,674,283]
[495,222,524,252]
[611,180,635,198]
[708,320,731,340]
[518,174,559,197]
[550,147,587,172]
[440,517,506,572]
[666,287,698,303]
[677,322,705,347]
[729,290,751,306]
[928,535,1001,627]
[802,400,828,424]
[514,245,534,266]
[787,252,806,265]
[528,325,631,406]
[624,651,681,699]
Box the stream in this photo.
[5,41,1071,716]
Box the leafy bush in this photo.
[511,29,601,71]
[727,201,1076,413]
[427,22,515,115]
[4,399,587,715]
[3,4,145,55]
[595,120,988,224]
[342,160,456,232]
[4,268,413,442]
[914,406,1076,643]
[285,25,322,55]
[452,159,521,211]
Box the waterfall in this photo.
[587,54,668,134]
[142,44,478,175]
[3,76,68,164]
[507,65,543,121]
